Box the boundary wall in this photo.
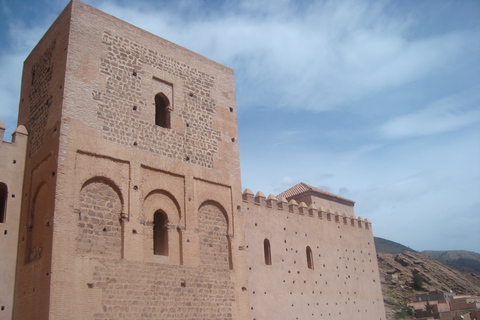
[243,189,386,320]
[0,123,28,320]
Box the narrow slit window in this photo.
[153,210,168,256]
[155,93,171,128]
[0,183,7,223]
[264,238,271,265]
[306,246,314,269]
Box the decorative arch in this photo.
[143,189,182,264]
[0,182,7,223]
[81,176,124,210]
[198,200,232,270]
[155,92,171,128]
[143,189,181,224]
[26,181,49,263]
[77,177,123,259]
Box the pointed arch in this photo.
[143,189,182,264]
[306,246,314,270]
[153,210,169,256]
[155,92,171,128]
[264,238,272,266]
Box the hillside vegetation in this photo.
[422,250,480,274]
[374,237,417,254]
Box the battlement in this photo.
[0,120,28,145]
[242,188,371,230]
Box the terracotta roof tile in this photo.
[277,182,354,204]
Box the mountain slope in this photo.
[378,251,480,320]
[374,237,417,254]
[422,250,480,274]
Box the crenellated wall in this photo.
[242,189,386,320]
[4,1,388,319]
[0,122,28,320]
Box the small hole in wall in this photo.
[133,106,137,111]
[180,280,186,287]
[13,160,16,164]
[229,107,233,112]
[231,137,236,142]
[242,287,247,291]
[11,194,15,198]
[1,306,4,311]
[133,142,138,146]
[87,283,94,288]
[185,156,190,161]
[103,227,107,232]
[186,123,190,127]
[133,186,138,190]
[189,93,194,97]
[52,171,55,177]
[4,230,7,235]
[132,229,137,234]
[132,70,137,76]
[60,85,63,89]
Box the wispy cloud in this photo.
[92,0,475,113]
[0,0,478,252]
[380,87,480,139]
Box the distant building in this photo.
[410,292,480,320]
[417,291,457,302]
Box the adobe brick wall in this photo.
[14,1,248,319]
[0,124,28,320]
[8,1,387,319]
[242,191,386,320]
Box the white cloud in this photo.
[90,0,474,113]
[380,87,480,139]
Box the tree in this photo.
[412,273,424,290]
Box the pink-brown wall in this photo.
[243,191,386,320]
[0,123,28,320]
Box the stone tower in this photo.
[13,1,249,319]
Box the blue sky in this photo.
[1,0,479,253]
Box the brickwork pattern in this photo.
[77,180,122,259]
[26,40,55,156]
[198,202,230,270]
[97,31,220,168]
[90,260,235,320]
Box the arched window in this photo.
[306,246,314,269]
[155,93,170,128]
[153,210,168,256]
[0,183,7,223]
[264,238,271,265]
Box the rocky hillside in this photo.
[377,251,480,319]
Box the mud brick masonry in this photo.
[0,1,386,319]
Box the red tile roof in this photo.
[277,182,354,205]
